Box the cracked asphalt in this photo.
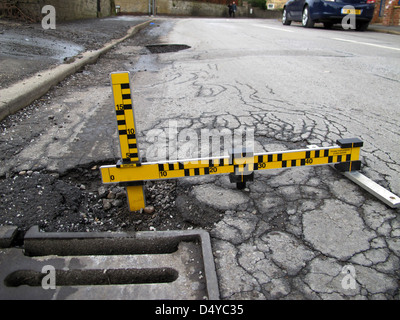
[1,17,399,299]
[134,18,400,299]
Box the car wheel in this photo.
[302,6,314,28]
[282,8,291,25]
[356,21,369,31]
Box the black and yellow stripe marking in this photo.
[253,147,354,170]
[102,76,364,213]
[100,139,363,184]
[156,158,232,179]
[155,146,355,178]
[111,72,140,164]
[109,72,145,212]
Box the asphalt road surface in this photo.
[1,17,399,299]
[135,18,400,299]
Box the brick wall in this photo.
[116,0,281,17]
[116,0,148,14]
[191,0,229,4]
[0,0,115,22]
[383,0,400,25]
[393,6,400,25]
[116,0,231,15]
[371,0,381,23]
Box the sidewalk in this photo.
[0,16,153,121]
[369,23,400,35]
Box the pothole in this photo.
[145,44,191,54]
[0,163,223,233]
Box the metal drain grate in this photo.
[5,268,178,287]
[0,226,219,300]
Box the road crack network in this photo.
[1,18,399,300]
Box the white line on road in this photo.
[332,37,400,51]
[252,24,295,33]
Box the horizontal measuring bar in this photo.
[100,143,362,184]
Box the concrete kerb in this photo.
[0,226,18,248]
[0,19,154,122]
[369,25,400,35]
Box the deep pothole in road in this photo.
[145,44,191,54]
[0,162,223,233]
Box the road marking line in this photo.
[252,24,295,33]
[332,37,400,51]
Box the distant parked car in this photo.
[282,0,376,31]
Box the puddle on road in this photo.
[0,32,84,62]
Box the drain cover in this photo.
[0,226,219,300]
[146,44,190,54]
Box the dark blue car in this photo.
[282,0,376,31]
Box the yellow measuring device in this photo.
[101,142,363,184]
[108,71,145,211]
[111,72,140,164]
[100,72,364,211]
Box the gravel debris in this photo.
[0,164,223,233]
